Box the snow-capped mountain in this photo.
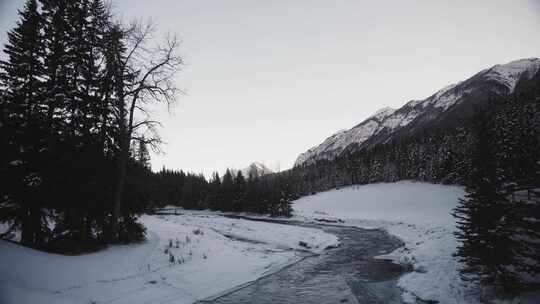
[231,162,273,178]
[243,162,273,177]
[295,58,540,167]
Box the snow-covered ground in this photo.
[3,181,538,304]
[293,181,540,304]
[0,211,337,304]
[293,181,476,304]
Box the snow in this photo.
[293,181,481,304]
[230,162,274,178]
[484,58,540,92]
[0,211,338,304]
[294,129,351,166]
[372,106,396,120]
[294,110,398,166]
[427,85,465,110]
[294,58,540,167]
[433,83,458,100]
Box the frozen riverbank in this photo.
[292,181,474,303]
[0,211,337,304]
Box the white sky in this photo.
[1,0,540,175]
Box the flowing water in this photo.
[200,218,406,304]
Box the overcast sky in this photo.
[1,0,540,175]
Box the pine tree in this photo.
[206,172,221,210]
[453,108,518,290]
[221,169,234,211]
[0,0,48,247]
[233,171,247,211]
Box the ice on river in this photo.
[0,211,337,304]
[293,180,476,304]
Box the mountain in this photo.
[231,162,273,178]
[295,58,540,167]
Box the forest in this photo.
[287,73,540,291]
[103,66,540,290]
[0,0,538,295]
[0,0,180,251]
[0,0,295,253]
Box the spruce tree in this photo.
[233,171,247,211]
[0,0,48,247]
[453,108,518,290]
[221,169,234,211]
[206,172,221,210]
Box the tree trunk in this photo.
[110,135,129,242]
[20,206,33,246]
[30,203,42,247]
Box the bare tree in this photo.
[110,21,183,241]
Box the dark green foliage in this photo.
[287,125,473,196]
[0,0,147,252]
[1,0,48,247]
[454,78,540,292]
[147,167,294,217]
[282,73,540,292]
[453,106,518,289]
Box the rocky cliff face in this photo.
[295,58,540,167]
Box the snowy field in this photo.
[293,181,540,304]
[0,211,337,304]
[2,181,538,304]
[293,181,474,304]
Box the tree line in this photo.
[1,2,538,292]
[287,73,540,293]
[133,164,294,217]
[453,74,540,293]
[0,0,295,254]
[0,0,181,252]
[123,138,295,216]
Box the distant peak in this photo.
[483,57,540,91]
[489,58,540,72]
[500,57,539,66]
[240,162,273,177]
[294,57,540,167]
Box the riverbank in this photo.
[0,211,337,304]
[202,223,405,304]
[292,181,540,304]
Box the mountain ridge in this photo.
[230,162,273,178]
[295,58,540,167]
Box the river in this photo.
[199,217,406,304]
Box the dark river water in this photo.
[198,217,407,304]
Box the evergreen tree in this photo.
[0,0,157,250]
[206,172,221,210]
[233,171,247,211]
[0,0,48,247]
[221,169,234,211]
[454,107,518,290]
